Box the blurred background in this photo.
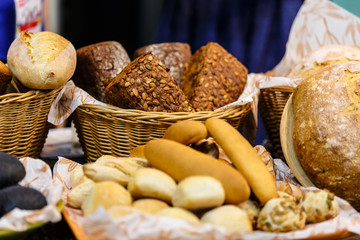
[1,0,359,145]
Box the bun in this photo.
[172,176,225,210]
[155,207,200,223]
[293,61,360,210]
[201,205,252,233]
[287,45,360,78]
[67,178,95,208]
[182,42,247,111]
[0,61,12,95]
[81,181,132,217]
[205,118,278,205]
[72,41,130,101]
[7,31,76,90]
[133,42,191,87]
[144,139,250,204]
[163,120,207,145]
[127,168,177,203]
[132,198,169,214]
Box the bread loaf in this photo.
[293,61,360,210]
[7,31,76,90]
[105,53,193,112]
[133,42,191,87]
[0,61,12,95]
[163,120,208,145]
[72,41,130,101]
[182,42,247,111]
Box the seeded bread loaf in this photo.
[105,53,193,112]
[0,61,12,95]
[293,61,360,210]
[182,42,247,111]
[73,41,130,101]
[133,42,191,87]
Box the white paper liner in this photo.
[53,154,360,240]
[0,157,63,231]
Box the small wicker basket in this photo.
[0,88,61,158]
[73,103,252,162]
[259,86,294,160]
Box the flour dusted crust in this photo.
[293,61,360,210]
[287,45,360,78]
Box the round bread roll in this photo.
[287,45,360,78]
[132,198,169,214]
[238,200,260,226]
[155,207,200,223]
[106,205,138,218]
[257,198,306,232]
[127,168,177,203]
[172,176,225,210]
[7,31,76,90]
[293,61,360,210]
[299,189,339,223]
[201,205,252,233]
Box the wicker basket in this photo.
[259,86,294,160]
[0,88,61,158]
[73,103,252,162]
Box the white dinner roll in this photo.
[127,168,177,203]
[7,31,76,89]
[70,165,84,188]
[299,189,339,223]
[172,176,225,210]
[132,198,169,214]
[155,207,200,223]
[201,205,253,233]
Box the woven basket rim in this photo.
[0,87,62,104]
[77,102,252,120]
[261,86,295,93]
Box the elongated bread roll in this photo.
[205,118,278,204]
[163,120,207,145]
[144,139,250,204]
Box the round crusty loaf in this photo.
[293,61,360,210]
[7,31,76,90]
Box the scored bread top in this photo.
[104,53,193,112]
[292,60,360,210]
[182,42,247,111]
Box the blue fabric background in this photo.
[0,0,15,62]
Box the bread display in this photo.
[299,189,339,223]
[72,41,130,101]
[7,31,76,90]
[257,198,306,232]
[133,42,191,87]
[182,42,247,111]
[171,176,225,210]
[200,205,253,233]
[0,61,12,95]
[127,168,177,203]
[105,53,193,112]
[292,61,360,210]
[287,45,360,78]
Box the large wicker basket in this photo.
[0,88,61,158]
[73,103,252,162]
[259,87,294,160]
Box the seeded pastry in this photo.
[182,42,247,111]
[105,53,193,112]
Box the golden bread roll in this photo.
[95,155,149,175]
[7,31,76,89]
[127,168,177,203]
[172,176,225,210]
[201,205,253,233]
[83,163,130,186]
[81,181,132,217]
[292,61,360,210]
[155,207,200,223]
[257,198,306,232]
[67,178,95,208]
[238,200,260,226]
[163,120,207,145]
[70,165,85,188]
[287,45,360,78]
[205,118,278,205]
[144,139,250,204]
[106,206,138,218]
[254,145,275,179]
[129,145,147,160]
[276,181,303,200]
[132,198,169,214]
[299,189,339,223]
